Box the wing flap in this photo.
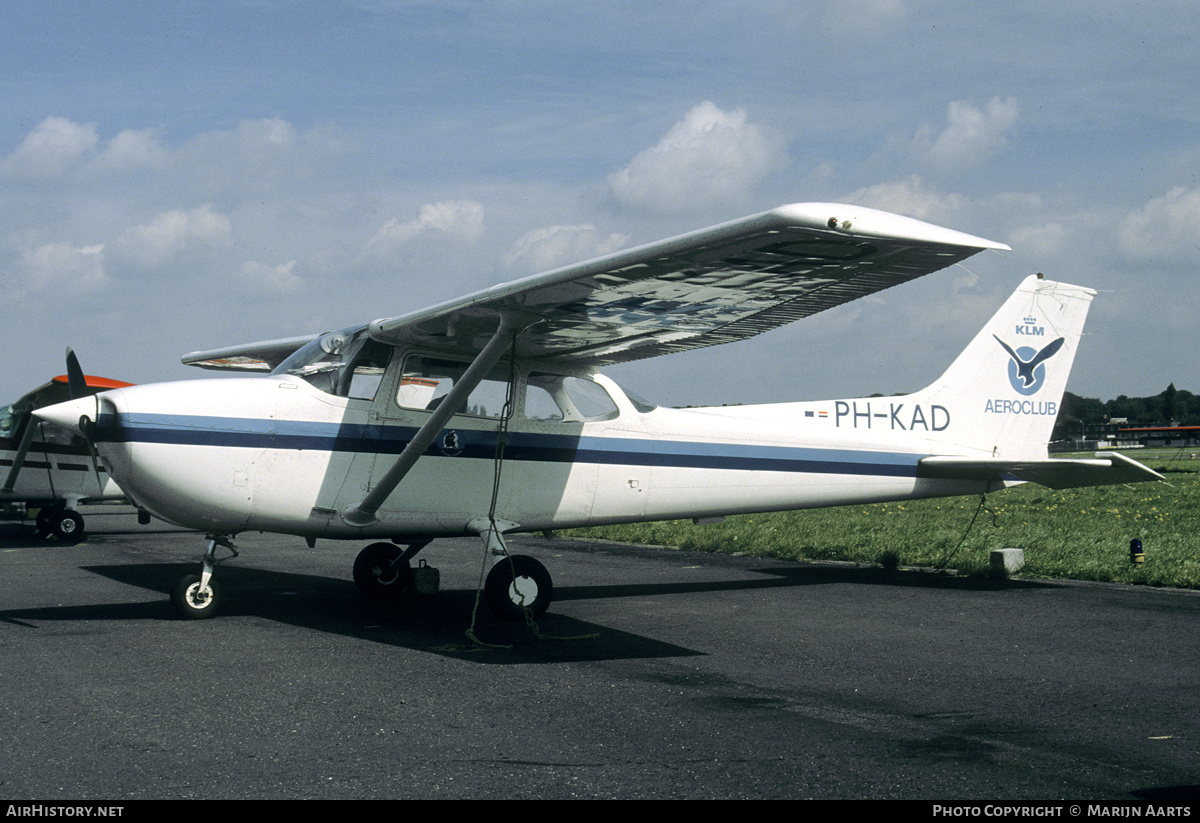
[919,451,1164,490]
[369,203,1009,367]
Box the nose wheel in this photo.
[171,573,223,619]
[170,535,237,619]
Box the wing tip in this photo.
[770,202,1009,251]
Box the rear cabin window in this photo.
[525,373,618,422]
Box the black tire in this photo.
[171,572,222,619]
[53,510,85,544]
[484,555,552,620]
[353,542,413,599]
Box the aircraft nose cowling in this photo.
[32,395,100,434]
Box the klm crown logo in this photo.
[1015,315,1044,336]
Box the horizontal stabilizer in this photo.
[919,451,1164,490]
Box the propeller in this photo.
[64,347,106,494]
[66,347,89,400]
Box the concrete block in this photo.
[991,548,1025,575]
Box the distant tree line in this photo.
[1057,384,1200,428]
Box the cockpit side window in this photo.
[340,338,393,400]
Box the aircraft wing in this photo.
[181,334,316,372]
[919,451,1165,490]
[367,202,1010,367]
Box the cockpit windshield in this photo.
[0,399,79,448]
[271,325,393,400]
[0,401,24,441]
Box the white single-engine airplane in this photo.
[2,370,134,542]
[35,203,1163,620]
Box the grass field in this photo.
[553,450,1200,589]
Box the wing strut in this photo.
[341,313,527,527]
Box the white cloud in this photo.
[116,205,233,267]
[20,242,108,292]
[1007,222,1071,259]
[912,97,1019,173]
[363,200,486,257]
[170,118,351,197]
[241,259,303,293]
[1,117,331,187]
[2,117,98,178]
[1118,186,1200,262]
[609,102,783,213]
[238,118,297,148]
[502,224,630,273]
[183,118,299,156]
[843,175,969,222]
[94,128,169,172]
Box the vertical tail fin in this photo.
[911,275,1095,459]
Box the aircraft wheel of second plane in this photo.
[170,573,222,620]
[484,555,553,621]
[35,508,55,535]
[52,510,85,544]
[353,542,414,599]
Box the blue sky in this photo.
[3,1,1198,407]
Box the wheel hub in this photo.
[509,575,538,606]
[372,562,400,585]
[186,583,214,608]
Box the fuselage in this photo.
[67,362,997,541]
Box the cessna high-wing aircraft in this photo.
[34,203,1162,620]
[2,371,133,542]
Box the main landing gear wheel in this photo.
[353,542,414,599]
[484,554,552,621]
[52,510,85,544]
[171,573,222,619]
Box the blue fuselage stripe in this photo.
[94,413,923,478]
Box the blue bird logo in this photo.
[994,335,1065,395]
